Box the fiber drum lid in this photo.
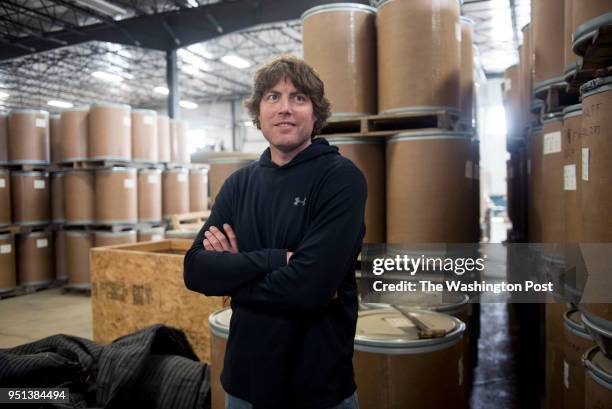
[580,75,612,99]
[573,11,612,55]
[355,308,464,353]
[361,291,469,317]
[581,312,612,357]
[583,346,612,389]
[565,309,592,339]
[301,3,376,20]
[209,307,232,339]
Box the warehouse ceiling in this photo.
[0,0,531,112]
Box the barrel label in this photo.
[177,173,187,182]
[0,244,11,254]
[147,175,159,184]
[33,180,45,189]
[563,360,569,389]
[36,239,48,248]
[123,116,131,127]
[151,234,163,241]
[0,178,5,188]
[123,179,135,189]
[543,131,561,154]
[35,118,47,128]
[455,23,462,42]
[564,164,576,190]
[143,116,155,125]
[504,78,512,91]
[581,148,589,181]
[465,160,473,179]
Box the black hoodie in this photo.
[183,137,366,409]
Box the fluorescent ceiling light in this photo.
[186,0,199,7]
[47,100,74,108]
[180,64,198,75]
[74,0,127,16]
[180,100,198,109]
[187,44,215,59]
[0,91,8,99]
[179,50,211,70]
[154,86,169,95]
[221,54,251,69]
[92,71,123,82]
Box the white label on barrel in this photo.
[505,78,512,91]
[123,178,135,189]
[465,160,473,179]
[35,118,47,128]
[34,180,45,189]
[0,244,11,254]
[543,131,562,154]
[123,116,131,127]
[147,175,159,184]
[582,148,589,181]
[455,23,461,42]
[143,116,154,125]
[384,317,413,328]
[563,361,569,389]
[564,164,576,191]
[0,178,5,188]
[152,234,163,241]
[527,159,531,175]
[36,238,48,248]
[177,173,187,182]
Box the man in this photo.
[184,55,366,409]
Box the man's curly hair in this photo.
[244,55,331,137]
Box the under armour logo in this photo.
[293,197,307,206]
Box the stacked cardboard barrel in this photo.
[302,2,479,409]
[0,103,208,293]
[504,1,612,407]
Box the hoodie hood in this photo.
[258,137,339,169]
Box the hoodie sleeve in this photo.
[230,164,366,314]
[183,175,287,296]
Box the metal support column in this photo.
[166,49,179,119]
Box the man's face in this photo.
[258,77,315,153]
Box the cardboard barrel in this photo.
[65,230,93,289]
[7,109,50,165]
[0,169,11,226]
[138,168,162,223]
[17,231,53,286]
[88,103,131,161]
[564,309,594,409]
[376,0,461,114]
[171,119,189,164]
[94,229,137,247]
[459,17,474,127]
[132,109,158,163]
[64,170,95,225]
[354,307,467,409]
[95,167,137,224]
[532,0,565,95]
[157,114,171,163]
[545,301,567,409]
[582,346,612,408]
[162,168,190,220]
[60,107,89,162]
[189,168,209,213]
[572,1,612,55]
[302,3,377,117]
[528,125,544,242]
[209,308,232,409]
[386,131,473,243]
[503,65,521,137]
[54,229,67,281]
[329,137,385,243]
[541,113,565,243]
[0,233,16,292]
[207,155,255,208]
[11,171,50,226]
[51,172,65,224]
[50,114,61,163]
[564,0,578,79]
[137,226,165,242]
[0,113,8,164]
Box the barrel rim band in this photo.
[562,103,582,116]
[563,310,591,340]
[163,167,189,173]
[18,231,49,238]
[7,160,51,165]
[377,0,463,11]
[582,311,612,336]
[301,2,377,20]
[138,168,162,174]
[572,11,612,55]
[11,170,49,177]
[328,136,386,145]
[460,16,474,25]
[533,77,567,98]
[189,167,209,173]
[94,230,137,237]
[378,106,461,117]
[62,168,95,174]
[583,346,612,388]
[542,112,564,123]
[580,76,612,99]
[132,109,158,115]
[90,102,131,110]
[9,109,50,115]
[330,111,375,118]
[388,131,472,142]
[65,230,93,237]
[0,232,13,239]
[61,106,90,112]
[96,166,138,173]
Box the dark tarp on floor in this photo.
[0,324,211,409]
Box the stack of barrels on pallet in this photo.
[503,1,612,408]
[207,2,480,409]
[0,103,210,295]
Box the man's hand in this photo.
[203,224,239,253]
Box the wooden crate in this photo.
[90,239,224,362]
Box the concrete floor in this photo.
[0,288,92,348]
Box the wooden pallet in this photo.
[568,24,612,92]
[169,211,210,232]
[0,163,51,172]
[55,159,164,170]
[319,109,462,138]
[62,284,91,296]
